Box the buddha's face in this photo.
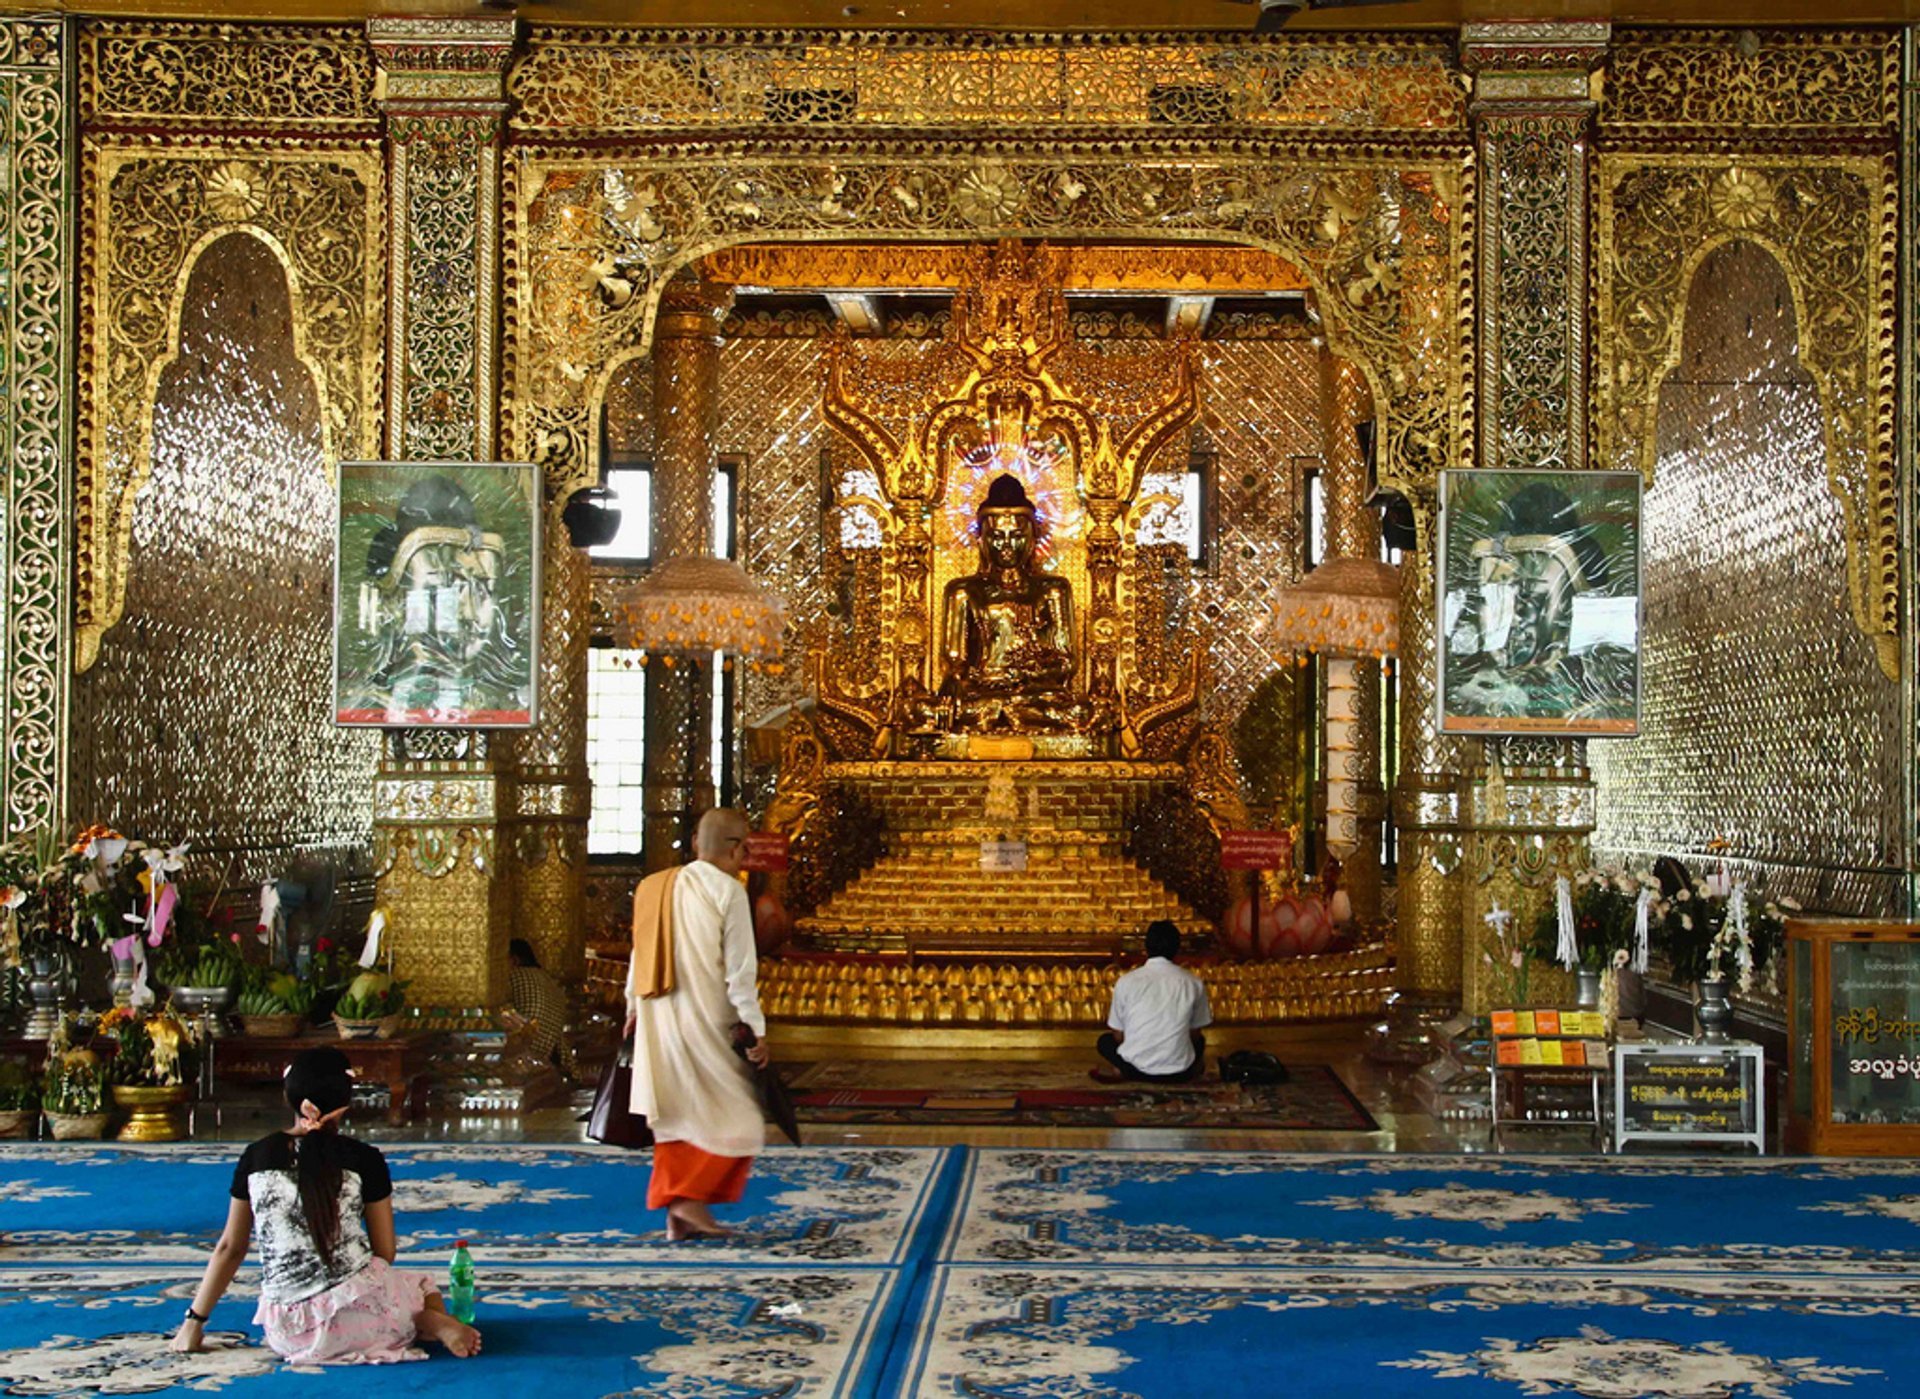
[981,510,1035,573]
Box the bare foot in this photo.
[1088,1067,1125,1084]
[666,1203,733,1241]
[415,1307,483,1358]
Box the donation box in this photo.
[1785,918,1920,1156]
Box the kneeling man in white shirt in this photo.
[1096,920,1211,1083]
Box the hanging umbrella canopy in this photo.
[610,555,786,660]
[1266,556,1401,659]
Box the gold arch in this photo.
[76,146,386,672]
[1597,154,1899,677]
[504,149,1471,504]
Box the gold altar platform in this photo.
[792,759,1208,956]
[587,939,1395,1030]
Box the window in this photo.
[588,464,653,563]
[1135,449,1213,565]
[586,647,648,856]
[713,459,738,560]
[1303,467,1325,570]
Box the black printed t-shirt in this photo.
[230,1132,392,1305]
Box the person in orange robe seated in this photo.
[624,807,771,1240]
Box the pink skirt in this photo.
[255,1256,434,1365]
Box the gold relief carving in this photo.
[1185,727,1250,834]
[506,150,1468,505]
[1462,829,1586,1015]
[703,242,1309,294]
[1603,29,1897,135]
[1597,153,1899,675]
[80,23,379,132]
[380,852,507,1009]
[508,31,1468,138]
[77,145,385,672]
[375,777,498,823]
[0,18,70,838]
[372,823,493,880]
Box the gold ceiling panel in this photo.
[703,242,1310,294]
[508,29,1469,137]
[1602,27,1898,136]
[80,21,379,132]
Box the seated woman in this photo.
[170,1047,481,1365]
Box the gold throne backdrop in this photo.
[582,257,1329,942]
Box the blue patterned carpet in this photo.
[5,1144,1920,1396]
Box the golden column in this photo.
[1456,20,1608,1013]
[1319,349,1386,922]
[641,281,734,871]
[368,14,520,1015]
[511,497,592,981]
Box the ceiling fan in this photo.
[1225,0,1412,34]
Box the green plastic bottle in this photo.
[447,1239,476,1324]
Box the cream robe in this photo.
[625,858,767,1158]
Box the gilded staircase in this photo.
[793,760,1208,955]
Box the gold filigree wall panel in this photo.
[723,338,833,728]
[1596,152,1899,677]
[80,22,380,134]
[1601,28,1898,139]
[0,18,71,839]
[505,149,1469,510]
[76,144,386,672]
[1591,240,1903,918]
[508,30,1469,138]
[69,233,379,895]
[1186,340,1320,726]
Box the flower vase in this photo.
[108,953,138,1008]
[1694,976,1734,1044]
[111,1084,189,1142]
[1574,968,1603,1010]
[23,950,65,1039]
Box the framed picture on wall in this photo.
[1436,468,1642,737]
[333,461,542,727]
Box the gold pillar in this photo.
[642,281,732,871]
[1391,516,1465,1002]
[368,15,518,1015]
[511,494,591,980]
[1319,350,1385,920]
[1457,21,1608,1012]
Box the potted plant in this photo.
[332,969,408,1039]
[41,1017,108,1140]
[101,1005,198,1141]
[0,1057,38,1138]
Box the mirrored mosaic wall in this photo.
[1590,240,1903,917]
[68,234,380,900]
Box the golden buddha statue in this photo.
[930,474,1093,734]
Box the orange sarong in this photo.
[648,1139,753,1209]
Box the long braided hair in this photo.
[282,1048,354,1268]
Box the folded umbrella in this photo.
[732,1024,801,1146]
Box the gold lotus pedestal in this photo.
[111,1084,190,1142]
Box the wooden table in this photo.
[215,1033,433,1125]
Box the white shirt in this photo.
[1107,957,1211,1075]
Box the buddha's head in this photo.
[976,474,1038,574]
